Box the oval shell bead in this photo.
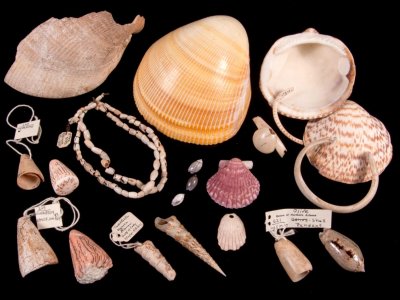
[188,159,203,174]
[186,175,198,191]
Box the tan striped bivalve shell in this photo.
[133,15,251,145]
[5,11,145,98]
[207,158,260,209]
[260,28,355,144]
[295,100,393,213]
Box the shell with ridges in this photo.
[5,12,145,98]
[217,213,246,251]
[207,158,260,209]
[133,15,251,145]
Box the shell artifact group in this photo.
[133,15,251,145]
[155,216,225,276]
[17,154,44,190]
[252,116,286,157]
[319,229,365,272]
[217,213,246,251]
[49,159,79,196]
[69,229,113,284]
[5,11,145,98]
[133,240,176,281]
[260,28,355,144]
[17,217,58,277]
[295,100,393,213]
[207,158,260,209]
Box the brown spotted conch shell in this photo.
[217,213,246,251]
[155,216,225,276]
[260,28,355,144]
[17,154,44,190]
[294,101,393,213]
[133,15,251,145]
[49,159,79,196]
[319,229,365,272]
[17,217,58,277]
[5,11,145,98]
[69,229,113,284]
[207,158,260,209]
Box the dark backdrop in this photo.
[2,0,398,296]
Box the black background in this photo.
[2,0,398,296]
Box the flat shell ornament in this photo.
[5,11,145,98]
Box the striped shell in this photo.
[133,15,251,145]
[207,158,260,208]
[260,28,355,120]
[5,11,144,98]
[304,101,392,184]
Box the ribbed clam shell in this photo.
[5,11,144,98]
[260,28,355,120]
[133,15,251,145]
[304,101,392,183]
[207,158,260,208]
[217,213,246,251]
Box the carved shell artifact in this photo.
[133,15,251,145]
[207,158,260,209]
[5,11,145,98]
[49,159,79,196]
[217,213,246,251]
[260,28,355,144]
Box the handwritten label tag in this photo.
[111,212,143,242]
[35,203,63,230]
[265,208,332,232]
[14,120,41,140]
[57,131,72,148]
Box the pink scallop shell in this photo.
[206,158,260,208]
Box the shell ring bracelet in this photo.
[64,93,168,198]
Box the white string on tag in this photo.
[109,235,141,249]
[6,104,42,144]
[23,196,80,231]
[5,139,32,158]
[270,228,296,241]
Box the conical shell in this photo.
[69,229,113,284]
[49,159,79,195]
[207,158,260,208]
[155,216,225,276]
[133,15,251,145]
[217,213,246,251]
[303,101,392,183]
[17,217,58,277]
[5,12,145,98]
[134,240,176,281]
[17,154,44,190]
[260,28,355,120]
[319,229,365,272]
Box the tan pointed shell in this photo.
[260,28,355,120]
[303,101,392,184]
[207,158,260,209]
[69,229,113,284]
[133,15,251,145]
[5,11,145,98]
[217,213,246,251]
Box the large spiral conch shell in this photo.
[5,11,145,98]
[155,216,225,276]
[17,217,58,277]
[294,100,393,213]
[133,15,251,145]
[207,158,260,209]
[69,229,113,284]
[260,28,355,144]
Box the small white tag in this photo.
[14,120,41,140]
[111,212,143,242]
[35,203,63,230]
[265,208,332,232]
[57,131,72,148]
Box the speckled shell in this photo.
[133,15,251,145]
[49,159,79,196]
[207,158,260,208]
[217,213,246,251]
[260,28,355,120]
[5,11,145,98]
[304,101,392,183]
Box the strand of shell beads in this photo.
[67,93,167,198]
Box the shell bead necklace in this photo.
[66,93,168,198]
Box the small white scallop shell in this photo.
[171,193,185,206]
[188,159,203,174]
[217,213,246,251]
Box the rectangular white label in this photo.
[111,212,143,242]
[14,120,41,140]
[35,203,63,230]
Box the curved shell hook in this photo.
[252,116,286,157]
